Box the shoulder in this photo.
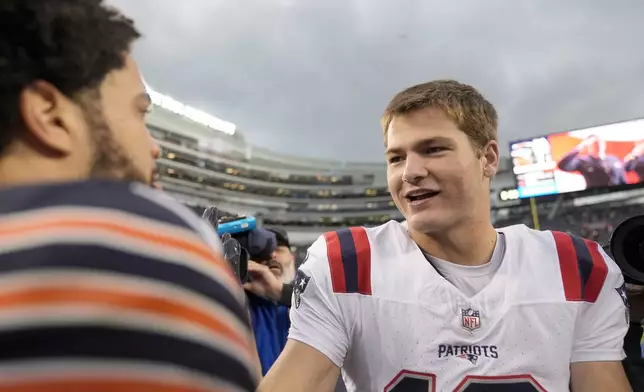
[0,182,257,390]
[505,225,620,303]
[301,221,406,295]
[0,179,242,303]
[500,224,558,247]
[0,180,221,251]
[0,179,246,314]
[0,180,186,223]
[501,224,605,256]
[126,183,223,252]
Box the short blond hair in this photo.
[381,80,498,151]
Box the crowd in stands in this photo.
[159,144,355,186]
[160,163,390,199]
[495,202,642,244]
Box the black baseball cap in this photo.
[268,228,291,248]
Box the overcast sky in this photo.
[109,0,644,162]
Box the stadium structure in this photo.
[146,86,644,262]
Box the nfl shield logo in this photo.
[461,308,481,333]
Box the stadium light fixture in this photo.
[144,82,236,136]
[499,188,520,201]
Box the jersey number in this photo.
[384,370,546,392]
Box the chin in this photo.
[406,211,450,234]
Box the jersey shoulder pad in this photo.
[548,230,609,303]
[321,226,373,296]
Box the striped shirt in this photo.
[0,180,258,392]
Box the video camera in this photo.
[606,214,644,287]
[202,207,277,283]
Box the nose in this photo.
[150,134,161,160]
[401,154,428,185]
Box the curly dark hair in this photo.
[0,0,141,154]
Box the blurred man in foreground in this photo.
[0,1,257,390]
[259,80,631,391]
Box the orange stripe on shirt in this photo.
[0,215,238,288]
[0,286,253,357]
[0,379,223,392]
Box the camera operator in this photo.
[243,229,297,307]
[244,237,348,392]
[243,229,296,374]
[0,1,258,391]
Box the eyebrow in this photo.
[385,136,453,155]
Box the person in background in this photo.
[558,134,627,187]
[624,141,644,181]
[265,228,297,285]
[0,0,258,390]
[243,228,296,374]
[245,232,348,391]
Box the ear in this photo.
[19,81,84,156]
[481,140,500,179]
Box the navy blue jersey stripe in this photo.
[336,228,359,294]
[0,245,249,327]
[0,180,193,230]
[0,326,255,391]
[570,234,594,297]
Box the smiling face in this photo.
[385,108,498,234]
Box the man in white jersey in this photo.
[258,80,632,391]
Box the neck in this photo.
[0,152,85,187]
[409,217,498,267]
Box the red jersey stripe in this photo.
[552,231,583,301]
[324,231,347,293]
[349,227,372,296]
[582,239,609,303]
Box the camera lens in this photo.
[623,231,644,274]
[611,215,644,285]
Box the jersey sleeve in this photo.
[571,246,629,363]
[287,235,351,367]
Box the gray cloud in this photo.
[109,0,644,162]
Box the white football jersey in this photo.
[288,221,629,392]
